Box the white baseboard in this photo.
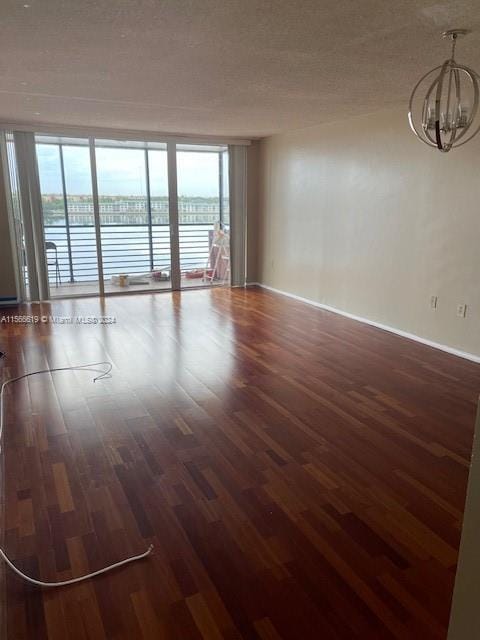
[249,282,480,364]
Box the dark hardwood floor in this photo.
[1,286,479,639]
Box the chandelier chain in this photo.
[451,33,457,61]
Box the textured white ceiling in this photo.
[1,0,480,138]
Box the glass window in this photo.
[176,144,229,288]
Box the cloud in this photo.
[36,144,222,197]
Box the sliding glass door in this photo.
[20,135,233,299]
[95,141,171,294]
[36,137,100,298]
[149,147,172,285]
[176,144,230,288]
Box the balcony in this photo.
[42,223,229,297]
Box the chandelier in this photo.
[408,29,480,152]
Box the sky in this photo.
[36,144,223,197]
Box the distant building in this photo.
[41,195,229,226]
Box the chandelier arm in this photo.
[434,121,444,150]
[445,68,462,150]
[443,68,461,151]
[421,96,428,130]
[451,75,480,147]
[434,60,452,150]
[445,65,454,120]
[408,65,442,146]
[423,72,443,146]
[449,68,462,146]
[454,65,461,115]
[448,67,480,145]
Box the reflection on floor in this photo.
[2,287,479,639]
[50,276,225,297]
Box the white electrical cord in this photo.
[0,361,153,587]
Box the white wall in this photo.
[257,107,480,358]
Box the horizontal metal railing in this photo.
[43,224,213,285]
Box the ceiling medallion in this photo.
[408,29,480,152]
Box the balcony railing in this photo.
[43,224,214,285]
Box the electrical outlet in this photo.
[430,295,438,310]
[457,303,467,318]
